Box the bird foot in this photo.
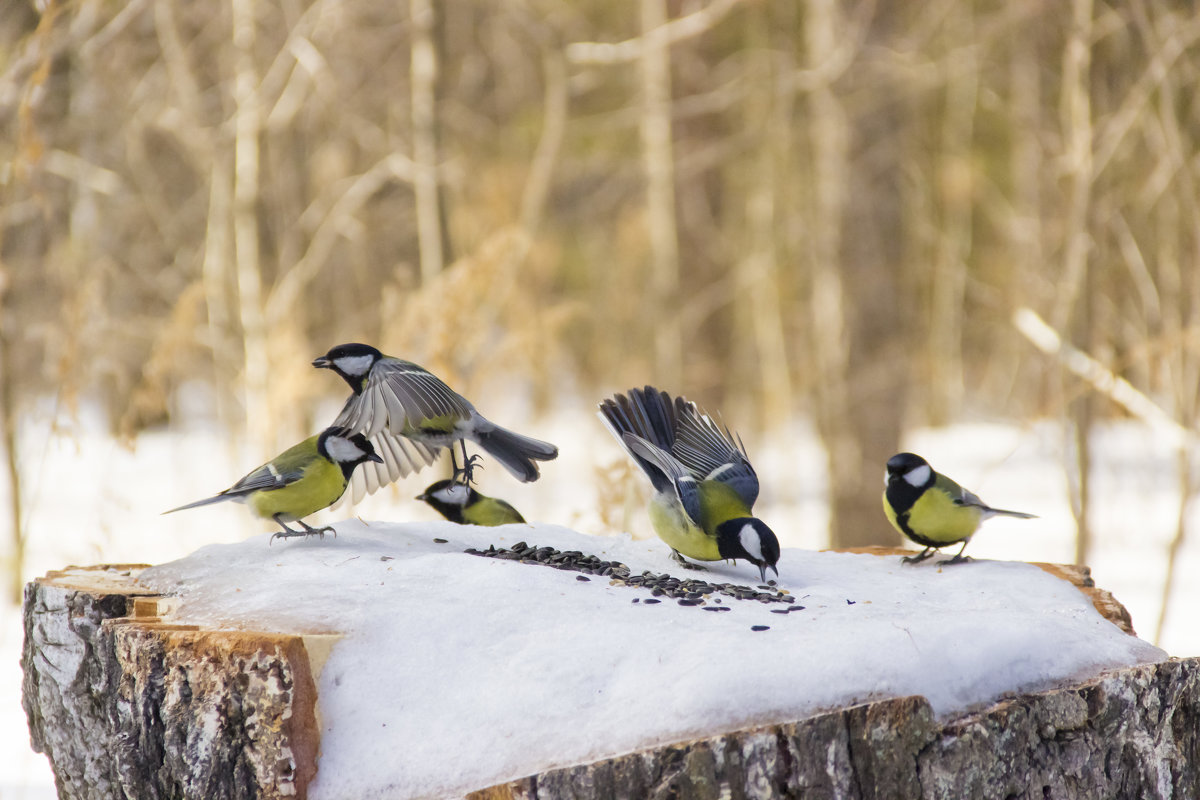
[270,525,335,544]
[453,454,484,486]
[901,549,935,565]
[942,554,972,566]
[670,551,708,571]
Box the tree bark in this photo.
[478,659,1200,800]
[22,566,323,800]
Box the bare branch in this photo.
[1013,308,1193,447]
[566,0,743,65]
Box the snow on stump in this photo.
[20,522,1196,800]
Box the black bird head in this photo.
[313,343,384,392]
[318,427,384,477]
[885,452,935,490]
[716,517,781,582]
[416,479,477,524]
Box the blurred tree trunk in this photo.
[639,0,682,389]
[738,5,793,426]
[231,0,271,454]
[805,1,905,548]
[926,5,977,426]
[1057,0,1095,565]
[0,290,22,604]
[410,0,448,283]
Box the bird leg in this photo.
[901,546,936,565]
[943,541,972,565]
[270,515,335,544]
[450,441,483,486]
[670,549,708,571]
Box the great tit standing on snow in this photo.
[883,452,1036,565]
[416,479,527,526]
[598,386,781,581]
[165,427,383,541]
[313,343,558,502]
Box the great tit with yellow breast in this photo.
[598,386,781,581]
[313,344,559,501]
[416,479,527,526]
[883,452,1036,565]
[165,427,383,541]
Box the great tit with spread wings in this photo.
[416,479,527,526]
[165,427,383,541]
[883,452,1036,565]
[598,386,780,581]
[313,343,559,502]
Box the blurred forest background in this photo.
[1,0,1199,629]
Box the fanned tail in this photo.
[475,424,558,482]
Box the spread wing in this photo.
[669,397,760,508]
[327,359,471,505]
[334,432,441,507]
[330,358,476,438]
[624,433,703,526]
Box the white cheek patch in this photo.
[325,436,368,464]
[903,464,932,487]
[739,524,764,562]
[334,354,376,377]
[431,483,470,505]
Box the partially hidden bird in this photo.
[164,427,383,541]
[416,479,526,526]
[883,452,1036,565]
[598,386,780,581]
[313,343,559,503]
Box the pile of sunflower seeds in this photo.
[464,540,800,608]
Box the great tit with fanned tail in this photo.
[883,452,1037,565]
[313,344,559,502]
[164,427,383,541]
[598,386,780,581]
[416,479,527,526]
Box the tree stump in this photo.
[21,558,1196,800]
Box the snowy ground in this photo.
[3,407,1199,797]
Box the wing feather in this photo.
[670,399,760,508]
[624,433,702,526]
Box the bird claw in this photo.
[670,550,708,571]
[453,454,484,486]
[270,525,335,544]
[901,548,936,565]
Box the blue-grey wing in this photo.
[225,463,304,496]
[624,433,703,526]
[670,398,760,507]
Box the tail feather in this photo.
[985,507,1037,520]
[475,424,558,482]
[163,493,232,514]
[598,386,683,490]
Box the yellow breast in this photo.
[647,494,722,561]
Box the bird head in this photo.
[318,428,384,468]
[313,343,383,392]
[416,479,474,508]
[885,452,934,490]
[716,517,781,582]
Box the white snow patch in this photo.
[139,520,1165,800]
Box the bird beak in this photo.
[368,453,384,464]
[758,564,768,582]
[770,563,780,578]
[312,356,331,368]
[415,492,428,501]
